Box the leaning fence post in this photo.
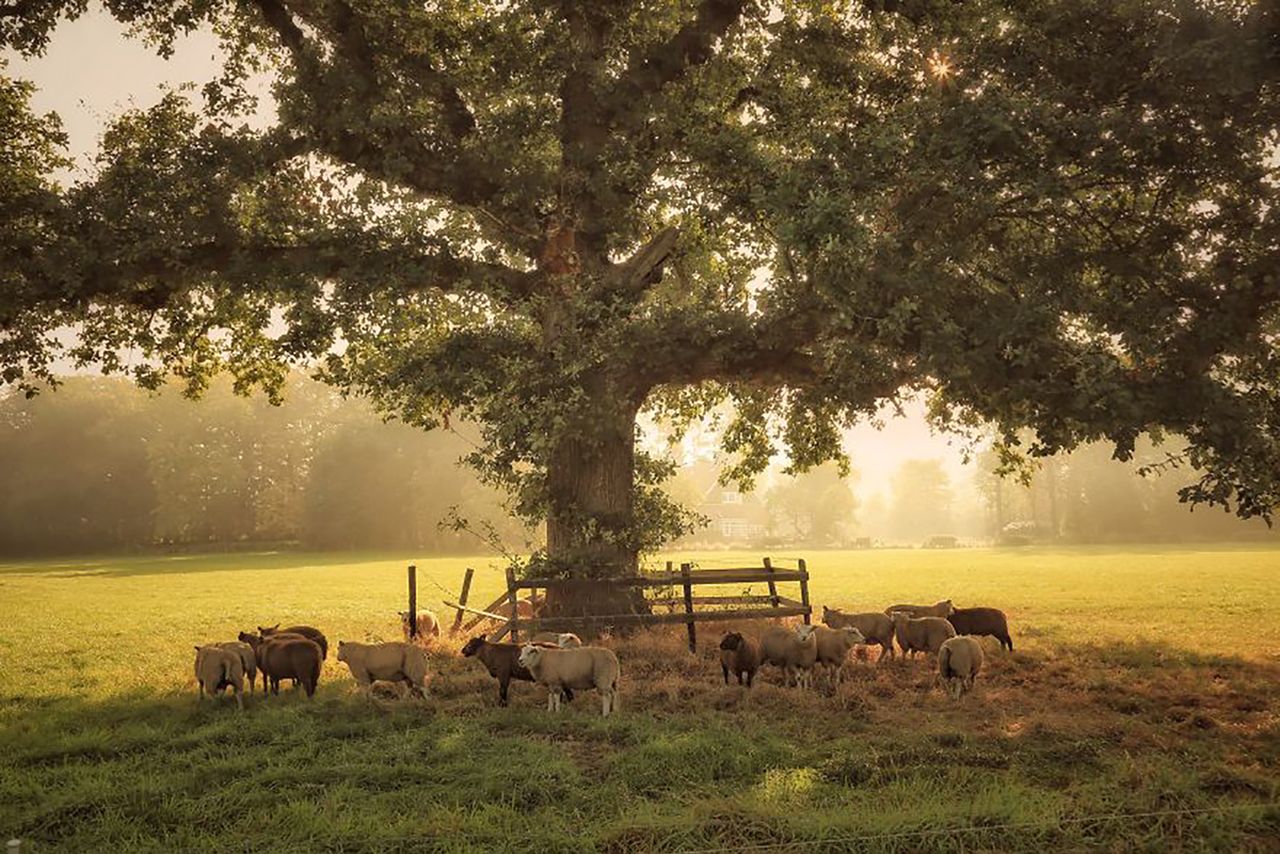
[798,558,811,625]
[407,564,418,639]
[680,562,696,653]
[451,567,475,634]
[763,556,780,609]
[505,565,521,644]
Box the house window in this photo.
[720,518,750,538]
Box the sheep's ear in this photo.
[479,633,487,641]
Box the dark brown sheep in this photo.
[257,636,323,698]
[259,624,328,659]
[460,635,572,706]
[239,631,307,692]
[947,607,1014,651]
[718,632,760,687]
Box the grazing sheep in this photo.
[337,641,430,699]
[399,611,441,642]
[759,624,819,689]
[194,645,244,710]
[884,600,955,619]
[493,593,543,622]
[890,612,957,658]
[947,607,1014,651]
[259,624,328,659]
[517,643,620,716]
[530,631,583,648]
[257,636,323,698]
[812,625,867,687]
[210,640,257,693]
[718,632,760,687]
[938,635,985,699]
[822,606,896,660]
[461,635,574,706]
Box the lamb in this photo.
[194,645,244,710]
[812,625,867,687]
[530,631,583,648]
[517,643,620,716]
[210,640,257,693]
[257,636,323,698]
[718,632,760,687]
[947,607,1014,651]
[822,606,896,660]
[758,624,819,689]
[883,599,955,619]
[938,635,984,699]
[399,610,441,642]
[336,640,430,699]
[461,635,574,706]
[259,624,328,659]
[890,612,957,658]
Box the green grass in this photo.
[1,545,1278,851]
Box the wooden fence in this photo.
[422,558,811,652]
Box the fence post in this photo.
[451,567,475,634]
[8,838,23,854]
[680,562,696,653]
[798,558,811,625]
[763,556,780,609]
[407,564,418,639]
[505,565,521,644]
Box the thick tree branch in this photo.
[600,227,680,297]
[613,0,747,105]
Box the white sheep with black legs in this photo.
[518,644,620,716]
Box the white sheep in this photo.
[517,644,620,716]
[812,625,866,687]
[529,631,583,648]
[336,640,431,699]
[193,645,245,710]
[938,635,984,699]
[890,612,957,658]
[759,624,819,689]
[210,641,256,693]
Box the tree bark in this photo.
[542,391,650,619]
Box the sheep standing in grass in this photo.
[884,600,954,619]
[399,611,441,642]
[337,640,430,699]
[812,625,866,687]
[210,640,256,693]
[822,606,895,661]
[759,624,819,689]
[461,635,574,706]
[890,612,957,658]
[194,646,245,710]
[517,643,620,716]
[530,631,583,648]
[938,636,984,699]
[719,632,760,687]
[239,630,309,692]
[947,607,1014,651]
[257,636,323,698]
[259,624,329,659]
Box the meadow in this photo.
[0,545,1277,851]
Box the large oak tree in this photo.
[2,1,1278,612]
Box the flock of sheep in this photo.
[192,600,1013,715]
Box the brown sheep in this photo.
[822,606,896,660]
[194,646,244,710]
[461,635,574,706]
[399,611,441,642]
[890,612,957,658]
[259,624,328,659]
[884,600,955,619]
[239,630,308,692]
[938,635,985,699]
[257,636,323,698]
[718,632,760,687]
[947,607,1014,651]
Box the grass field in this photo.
[1,545,1277,851]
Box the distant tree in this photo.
[3,3,1278,613]
[765,462,858,545]
[888,459,953,543]
[0,380,156,553]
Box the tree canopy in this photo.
[2,1,1278,587]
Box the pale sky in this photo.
[4,7,982,504]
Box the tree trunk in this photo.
[541,395,650,619]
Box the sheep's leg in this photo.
[498,676,510,707]
[197,680,204,702]
[234,686,243,711]
[722,664,729,685]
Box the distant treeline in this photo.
[0,376,530,556]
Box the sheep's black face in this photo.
[719,632,742,651]
[461,637,484,657]
[237,631,258,646]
